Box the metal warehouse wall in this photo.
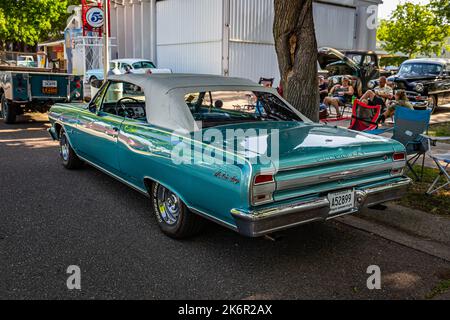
[110,0,156,64]
[228,0,280,83]
[156,0,223,75]
[111,0,380,83]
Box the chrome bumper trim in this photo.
[231,177,412,237]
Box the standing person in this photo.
[323,77,354,118]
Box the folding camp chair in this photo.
[420,135,450,195]
[348,99,382,132]
[387,108,432,181]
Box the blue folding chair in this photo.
[370,108,432,180]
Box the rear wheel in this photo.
[59,129,83,169]
[1,93,17,124]
[150,182,205,239]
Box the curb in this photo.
[337,215,450,263]
[358,204,450,245]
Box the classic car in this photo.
[318,47,391,94]
[384,58,450,113]
[84,58,172,84]
[48,74,411,239]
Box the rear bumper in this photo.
[231,177,411,237]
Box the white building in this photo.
[110,0,382,83]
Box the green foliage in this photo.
[0,0,80,46]
[377,2,450,58]
[430,0,450,22]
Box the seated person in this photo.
[360,76,393,108]
[323,77,354,118]
[318,75,329,102]
[378,90,413,123]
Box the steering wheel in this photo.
[116,97,141,118]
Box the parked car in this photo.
[48,74,410,239]
[84,58,172,84]
[383,58,450,113]
[318,47,391,95]
[17,55,36,68]
[0,65,83,124]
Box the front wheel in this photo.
[150,182,205,239]
[1,94,17,124]
[59,129,83,169]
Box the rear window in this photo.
[132,61,156,69]
[185,90,302,128]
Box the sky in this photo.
[378,0,430,19]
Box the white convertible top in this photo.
[107,73,302,131]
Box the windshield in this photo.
[132,61,156,69]
[346,54,363,64]
[398,63,442,76]
[185,90,302,128]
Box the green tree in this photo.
[0,0,79,46]
[273,0,319,121]
[430,0,450,22]
[377,2,450,58]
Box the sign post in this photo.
[103,0,109,81]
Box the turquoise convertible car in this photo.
[48,74,411,238]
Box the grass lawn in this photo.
[428,122,450,143]
[397,165,450,216]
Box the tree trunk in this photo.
[273,0,319,121]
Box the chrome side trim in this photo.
[276,161,405,191]
[77,155,149,197]
[76,156,239,232]
[277,151,391,172]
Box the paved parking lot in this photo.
[1,114,449,299]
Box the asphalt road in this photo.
[1,114,449,300]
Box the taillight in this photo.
[252,174,275,205]
[393,152,406,161]
[254,174,274,185]
[390,168,404,176]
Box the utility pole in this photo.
[103,0,110,81]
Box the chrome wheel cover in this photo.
[156,185,180,225]
[60,134,69,162]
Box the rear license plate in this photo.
[328,189,355,214]
[42,80,58,94]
